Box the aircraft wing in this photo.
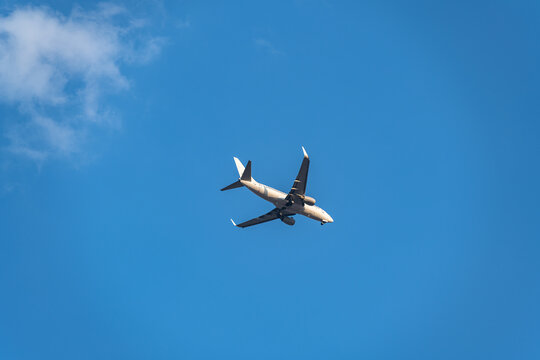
[288,146,310,196]
[232,208,292,228]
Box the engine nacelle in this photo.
[303,196,316,206]
[281,216,295,226]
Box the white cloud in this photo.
[6,115,78,162]
[0,4,163,161]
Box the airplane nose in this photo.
[327,215,334,223]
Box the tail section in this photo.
[221,180,243,191]
[241,160,252,181]
[233,157,244,177]
[221,157,253,191]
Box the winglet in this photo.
[230,219,237,227]
[301,146,309,159]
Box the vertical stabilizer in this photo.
[233,157,245,177]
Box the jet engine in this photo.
[281,216,295,226]
[302,196,316,206]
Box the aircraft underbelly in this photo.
[298,205,324,221]
[247,183,286,204]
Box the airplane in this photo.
[221,146,334,228]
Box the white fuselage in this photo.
[241,179,334,224]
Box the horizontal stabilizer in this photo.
[241,160,252,181]
[221,180,243,191]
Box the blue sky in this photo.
[1,1,539,359]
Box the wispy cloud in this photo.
[0,4,164,162]
[254,38,283,56]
